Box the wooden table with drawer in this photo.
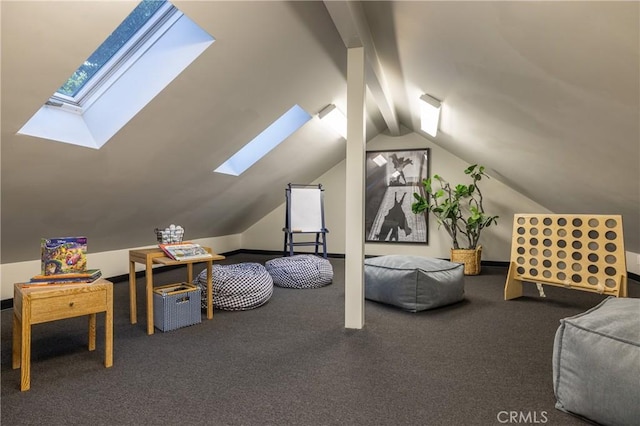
[12,279,113,391]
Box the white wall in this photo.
[3,130,638,302]
[243,131,554,261]
[241,159,346,254]
[0,234,241,301]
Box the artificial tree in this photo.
[411,164,498,273]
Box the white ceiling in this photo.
[1,1,638,263]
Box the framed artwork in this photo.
[365,148,430,243]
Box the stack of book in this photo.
[159,242,213,261]
[21,269,102,288]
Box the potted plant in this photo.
[411,164,498,275]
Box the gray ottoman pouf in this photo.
[194,262,273,311]
[553,297,640,426]
[364,255,465,312]
[265,255,333,289]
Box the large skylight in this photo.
[18,0,214,149]
[214,105,312,176]
[56,0,166,100]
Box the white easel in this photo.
[283,183,329,258]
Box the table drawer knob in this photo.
[69,302,74,307]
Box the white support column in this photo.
[344,47,366,329]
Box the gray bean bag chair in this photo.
[364,255,465,312]
[265,255,333,289]
[194,262,273,311]
[553,297,640,426]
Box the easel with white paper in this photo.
[283,184,329,258]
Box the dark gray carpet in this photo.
[2,253,637,425]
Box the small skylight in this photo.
[18,0,214,149]
[214,105,312,176]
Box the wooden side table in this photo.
[128,247,225,335]
[12,279,113,391]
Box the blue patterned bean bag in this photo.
[194,262,273,311]
[265,255,333,289]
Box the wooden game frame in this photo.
[504,214,627,300]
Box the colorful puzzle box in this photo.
[41,236,88,275]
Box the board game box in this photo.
[41,236,88,275]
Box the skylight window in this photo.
[214,105,312,176]
[56,0,166,100]
[18,0,214,149]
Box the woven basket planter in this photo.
[450,246,482,275]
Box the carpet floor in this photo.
[2,253,637,425]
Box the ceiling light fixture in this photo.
[319,104,347,139]
[419,94,441,137]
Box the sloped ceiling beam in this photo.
[324,0,400,136]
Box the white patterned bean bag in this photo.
[265,255,333,289]
[194,262,273,311]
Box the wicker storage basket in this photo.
[450,246,482,275]
[153,283,201,332]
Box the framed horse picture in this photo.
[365,148,430,244]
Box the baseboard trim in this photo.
[239,248,345,259]
[1,251,637,310]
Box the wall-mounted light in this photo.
[419,94,441,137]
[319,104,347,139]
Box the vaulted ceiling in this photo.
[1,1,638,263]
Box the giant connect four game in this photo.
[504,214,627,299]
